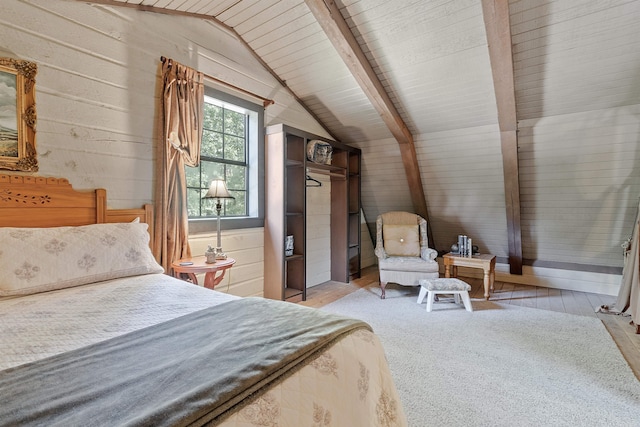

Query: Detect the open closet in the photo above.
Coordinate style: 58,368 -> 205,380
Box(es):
263,124 -> 361,302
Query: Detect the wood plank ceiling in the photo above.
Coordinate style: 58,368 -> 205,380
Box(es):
79,0 -> 640,273
82,0 -> 502,244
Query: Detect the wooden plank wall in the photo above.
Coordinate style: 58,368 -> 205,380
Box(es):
360,210 -> 376,269
416,125 -> 509,257
354,125 -> 509,259
306,172 -> 332,287
351,137 -> 414,225
518,108 -> 640,268
0,0 -> 329,297
511,0 -> 640,271
0,0 -> 328,207
355,0 -> 640,286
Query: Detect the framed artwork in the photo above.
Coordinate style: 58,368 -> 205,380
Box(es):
0,57 -> 37,171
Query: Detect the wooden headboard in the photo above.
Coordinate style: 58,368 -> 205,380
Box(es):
0,175 -> 154,248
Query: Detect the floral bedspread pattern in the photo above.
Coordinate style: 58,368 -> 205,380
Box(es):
223,328 -> 403,426
0,274 -> 406,426
0,274 -> 236,370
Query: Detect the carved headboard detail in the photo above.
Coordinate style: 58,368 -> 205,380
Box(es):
0,175 -> 154,249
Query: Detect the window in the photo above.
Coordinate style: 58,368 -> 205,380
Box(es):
186,88 -> 264,233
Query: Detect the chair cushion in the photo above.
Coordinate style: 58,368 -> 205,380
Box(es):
379,256 -> 438,273
419,278 -> 471,291
383,224 -> 420,256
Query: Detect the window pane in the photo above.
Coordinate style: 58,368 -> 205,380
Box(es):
201,161 -> 225,187
225,164 -> 246,191
226,191 -> 246,216
202,131 -> 223,159
187,188 -> 202,217
203,104 -> 223,132
224,110 -> 245,137
185,163 -> 201,188
225,135 -> 245,162
201,196 -> 218,217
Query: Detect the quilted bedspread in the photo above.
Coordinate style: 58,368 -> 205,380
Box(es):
0,274 -> 407,426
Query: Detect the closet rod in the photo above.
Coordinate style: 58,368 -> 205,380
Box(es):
161,56 -> 275,108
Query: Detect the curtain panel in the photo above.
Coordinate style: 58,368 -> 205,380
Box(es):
154,58 -> 204,272
616,199 -> 640,323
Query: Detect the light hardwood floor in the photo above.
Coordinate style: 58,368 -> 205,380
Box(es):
300,266 -> 640,381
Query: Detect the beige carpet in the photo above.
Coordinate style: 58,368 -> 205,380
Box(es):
321,285 -> 640,427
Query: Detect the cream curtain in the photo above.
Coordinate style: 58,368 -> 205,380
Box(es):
616,199 -> 640,324
154,58 -> 204,272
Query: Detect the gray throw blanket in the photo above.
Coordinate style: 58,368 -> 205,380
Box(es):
0,297 -> 370,426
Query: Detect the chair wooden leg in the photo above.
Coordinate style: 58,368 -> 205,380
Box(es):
380,282 -> 386,299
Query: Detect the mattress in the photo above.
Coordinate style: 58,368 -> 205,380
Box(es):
1,273 -> 237,370
0,274 -> 407,426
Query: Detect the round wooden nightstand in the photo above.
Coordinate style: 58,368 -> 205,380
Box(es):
171,256 -> 236,290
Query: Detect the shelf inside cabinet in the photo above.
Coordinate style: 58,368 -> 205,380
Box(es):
306,163 -> 346,179
284,287 -> 303,300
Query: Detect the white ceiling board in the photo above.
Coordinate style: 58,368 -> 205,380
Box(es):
192,0 -> 242,15
144,0 -> 177,8
179,0 -> 216,14
510,0 -> 640,120
233,0 -> 306,37
214,0 -> 265,24
98,0 -> 499,140
213,0 -> 394,142
241,8 -> 315,50
338,0 -> 497,136
264,37 -> 334,71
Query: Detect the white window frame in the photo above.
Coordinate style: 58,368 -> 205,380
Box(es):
188,88 -> 264,234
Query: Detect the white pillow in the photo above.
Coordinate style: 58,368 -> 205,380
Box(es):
0,222 -> 164,297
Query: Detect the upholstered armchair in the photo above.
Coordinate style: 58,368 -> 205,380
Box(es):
375,211 -> 439,299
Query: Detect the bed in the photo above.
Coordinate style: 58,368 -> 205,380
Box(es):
0,175 -> 407,426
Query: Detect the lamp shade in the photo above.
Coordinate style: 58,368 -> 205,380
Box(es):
203,180 -> 234,199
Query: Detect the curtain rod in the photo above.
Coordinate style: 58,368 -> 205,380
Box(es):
161,56 -> 274,108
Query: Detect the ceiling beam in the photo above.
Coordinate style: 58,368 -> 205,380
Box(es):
303,0 -> 431,237
305,0 -> 412,145
482,0 -> 523,275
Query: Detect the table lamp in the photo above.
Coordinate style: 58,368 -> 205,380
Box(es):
203,179 -> 234,261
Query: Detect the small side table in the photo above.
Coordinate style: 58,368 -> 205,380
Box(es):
443,253 -> 496,300
171,256 -> 236,290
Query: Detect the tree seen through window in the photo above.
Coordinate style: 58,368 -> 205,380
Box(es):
186,99 -> 248,218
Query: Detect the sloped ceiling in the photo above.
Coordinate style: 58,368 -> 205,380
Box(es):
82,0 -> 640,272
95,0 -> 501,140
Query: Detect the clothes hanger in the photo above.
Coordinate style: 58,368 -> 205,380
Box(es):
306,175 -> 322,187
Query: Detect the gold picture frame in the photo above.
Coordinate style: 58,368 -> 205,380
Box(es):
0,57 -> 37,172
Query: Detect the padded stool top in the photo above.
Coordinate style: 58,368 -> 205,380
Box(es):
419,278 -> 471,291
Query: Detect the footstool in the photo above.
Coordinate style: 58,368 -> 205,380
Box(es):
417,278 -> 473,312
